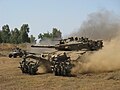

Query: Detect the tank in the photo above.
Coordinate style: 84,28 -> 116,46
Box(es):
31,37 -> 103,51
19,37 -> 103,76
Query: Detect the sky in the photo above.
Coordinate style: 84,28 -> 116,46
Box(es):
0,0 -> 120,38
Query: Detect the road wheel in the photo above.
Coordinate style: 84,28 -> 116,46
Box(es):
13,55 -> 17,58
9,54 -> 12,58
19,55 -> 23,58
19,53 -> 23,58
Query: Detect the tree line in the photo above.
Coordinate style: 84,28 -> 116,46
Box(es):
0,24 -> 35,44
0,24 -> 62,44
38,28 -> 62,41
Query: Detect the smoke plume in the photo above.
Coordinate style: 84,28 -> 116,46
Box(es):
71,10 -> 120,41
71,10 -> 120,74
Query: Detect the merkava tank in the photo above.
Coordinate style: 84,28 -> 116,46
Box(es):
31,37 -> 103,51
19,37 -> 103,76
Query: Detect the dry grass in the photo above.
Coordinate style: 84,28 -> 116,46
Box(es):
0,43 -> 28,51
0,57 -> 120,90
0,43 -> 28,57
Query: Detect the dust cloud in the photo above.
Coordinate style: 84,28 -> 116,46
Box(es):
71,10 -> 120,74
37,39 -> 59,45
38,60 -> 52,74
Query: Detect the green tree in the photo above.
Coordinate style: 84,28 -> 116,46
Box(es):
38,32 -> 52,40
38,33 -> 43,39
19,24 -> 30,43
38,28 -> 62,40
0,31 -> 2,43
30,35 -> 36,43
1,24 -> 11,43
10,28 -> 20,44
52,28 -> 62,39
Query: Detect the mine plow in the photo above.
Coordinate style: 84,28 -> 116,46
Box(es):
19,53 -> 73,76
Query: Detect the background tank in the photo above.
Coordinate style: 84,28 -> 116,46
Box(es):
31,37 -> 103,51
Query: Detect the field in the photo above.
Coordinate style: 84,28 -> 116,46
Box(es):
0,57 -> 120,90
0,44 -> 120,90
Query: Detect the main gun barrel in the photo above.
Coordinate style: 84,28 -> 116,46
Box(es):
31,45 -> 55,48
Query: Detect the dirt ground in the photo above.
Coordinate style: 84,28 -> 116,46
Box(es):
0,57 -> 120,90
0,43 -> 120,90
